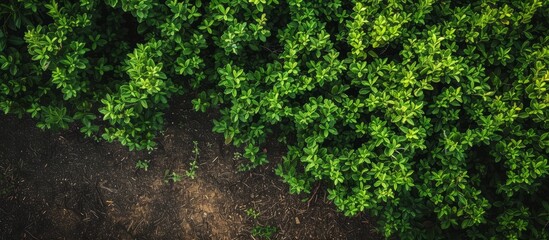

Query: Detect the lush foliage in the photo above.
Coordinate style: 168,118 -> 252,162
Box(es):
197,0 -> 549,238
0,0 -> 192,150
2,0 -> 549,239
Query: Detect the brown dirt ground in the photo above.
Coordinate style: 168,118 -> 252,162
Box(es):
0,96 -> 381,240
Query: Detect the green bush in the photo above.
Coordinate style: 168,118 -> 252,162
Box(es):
198,0 -> 549,238
1,0 -> 549,239
0,0 -> 197,150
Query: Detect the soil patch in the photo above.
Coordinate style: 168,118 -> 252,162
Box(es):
0,96 -> 380,239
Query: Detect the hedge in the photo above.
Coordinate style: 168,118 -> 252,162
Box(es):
1,0 -> 548,239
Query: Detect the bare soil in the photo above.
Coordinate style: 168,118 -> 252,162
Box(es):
0,96 -> 380,240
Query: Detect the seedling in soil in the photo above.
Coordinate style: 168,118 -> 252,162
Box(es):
191,141 -> 200,158
245,208 -> 260,219
233,152 -> 252,172
186,141 -> 199,179
251,225 -> 278,239
233,152 -> 243,161
164,170 -> 182,183
136,160 -> 150,171
244,207 -> 277,239
186,159 -> 198,179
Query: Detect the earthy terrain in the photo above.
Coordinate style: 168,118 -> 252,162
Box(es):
0,96 -> 380,239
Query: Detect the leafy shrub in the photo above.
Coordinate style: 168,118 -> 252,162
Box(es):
195,0 -> 549,239
0,0 -> 199,150
2,0 -> 549,239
